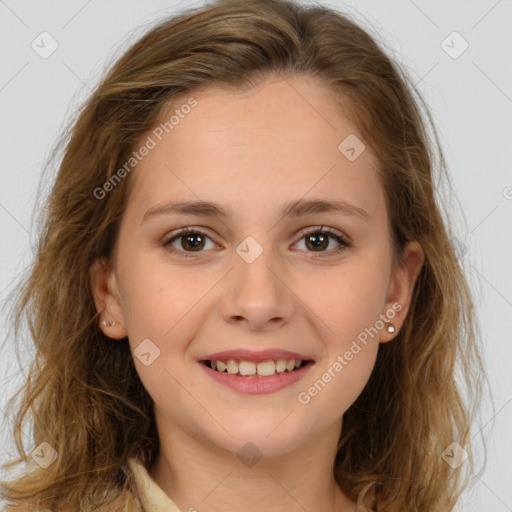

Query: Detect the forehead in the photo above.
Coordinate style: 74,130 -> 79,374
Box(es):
169,75 -> 357,140
124,76 -> 384,222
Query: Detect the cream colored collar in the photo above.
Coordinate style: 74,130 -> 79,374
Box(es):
127,457 -> 182,512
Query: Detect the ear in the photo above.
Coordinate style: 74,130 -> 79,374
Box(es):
89,256 -> 128,339
380,240 -> 424,342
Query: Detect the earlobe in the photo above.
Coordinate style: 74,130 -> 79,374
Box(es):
380,240 -> 424,342
89,257 -> 128,339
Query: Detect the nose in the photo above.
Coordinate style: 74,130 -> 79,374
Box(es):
220,246 -> 296,332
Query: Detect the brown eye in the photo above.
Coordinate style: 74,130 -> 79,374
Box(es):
178,232 -> 206,251
304,232 -> 330,251
163,228 -> 216,257
294,227 -> 350,256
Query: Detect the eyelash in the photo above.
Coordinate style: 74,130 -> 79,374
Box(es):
162,226 -> 351,259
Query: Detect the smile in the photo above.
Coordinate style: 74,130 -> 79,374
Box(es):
204,358 -> 307,377
199,359 -> 315,395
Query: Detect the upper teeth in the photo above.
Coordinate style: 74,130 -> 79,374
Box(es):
211,359 -> 302,376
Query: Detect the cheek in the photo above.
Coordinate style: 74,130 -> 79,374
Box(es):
294,258 -> 388,406
118,280 -> 167,341
301,277 -> 383,414
298,260 -> 389,341
118,268 -> 203,408
117,245 -> 201,339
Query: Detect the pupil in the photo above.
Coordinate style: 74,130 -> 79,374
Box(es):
307,234 -> 328,251
183,234 -> 204,251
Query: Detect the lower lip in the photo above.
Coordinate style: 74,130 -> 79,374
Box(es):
199,361 -> 314,395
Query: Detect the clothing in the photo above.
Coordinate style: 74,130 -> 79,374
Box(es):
127,457 -> 182,512
127,457 -> 377,512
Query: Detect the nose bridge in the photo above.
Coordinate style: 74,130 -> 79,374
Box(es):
233,234 -> 282,303
221,234 -> 295,329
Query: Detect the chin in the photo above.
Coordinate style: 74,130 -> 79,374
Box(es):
211,422 -> 310,461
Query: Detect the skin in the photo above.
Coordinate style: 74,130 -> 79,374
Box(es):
90,75 -> 424,512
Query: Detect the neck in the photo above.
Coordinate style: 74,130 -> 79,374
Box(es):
148,417 -> 357,512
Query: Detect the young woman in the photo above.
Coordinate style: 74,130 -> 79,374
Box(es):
1,0 -> 488,510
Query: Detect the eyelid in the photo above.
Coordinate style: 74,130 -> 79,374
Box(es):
296,225 -> 351,243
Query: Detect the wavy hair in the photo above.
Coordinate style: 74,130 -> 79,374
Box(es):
1,0 -> 490,510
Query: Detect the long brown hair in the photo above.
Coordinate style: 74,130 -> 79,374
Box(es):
1,0 -> 491,510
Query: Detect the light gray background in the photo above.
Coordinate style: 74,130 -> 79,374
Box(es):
0,1 -> 511,511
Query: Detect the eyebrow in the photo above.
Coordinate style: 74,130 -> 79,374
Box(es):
142,198 -> 369,224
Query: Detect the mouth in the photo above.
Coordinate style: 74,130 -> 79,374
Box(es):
198,356 -> 315,395
201,358 -> 313,378
197,349 -> 315,394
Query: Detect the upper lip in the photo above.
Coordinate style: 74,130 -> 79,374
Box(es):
199,349 -> 314,363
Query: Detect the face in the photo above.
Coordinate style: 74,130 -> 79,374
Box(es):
91,75 -> 423,459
